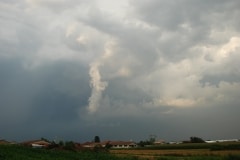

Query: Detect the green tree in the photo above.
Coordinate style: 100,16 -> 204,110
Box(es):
59,140 -> 64,146
41,137 -> 50,142
94,136 -> 100,143
190,136 -> 205,143
138,140 -> 153,147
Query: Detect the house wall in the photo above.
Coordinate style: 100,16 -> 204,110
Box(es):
112,144 -> 137,148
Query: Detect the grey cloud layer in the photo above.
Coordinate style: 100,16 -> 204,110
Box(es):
1,0 -> 240,141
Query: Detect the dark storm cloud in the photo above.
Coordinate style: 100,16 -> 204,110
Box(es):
1,0 -> 240,142
29,62 -> 90,120
0,57 -> 90,141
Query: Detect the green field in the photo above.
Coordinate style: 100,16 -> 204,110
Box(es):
0,145 -> 136,160
1,143 -> 240,160
111,142 -> 240,160
137,142 -> 240,150
111,149 -> 240,160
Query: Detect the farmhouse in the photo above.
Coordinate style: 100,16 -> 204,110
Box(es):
82,141 -> 97,148
21,139 -> 51,148
110,141 -> 137,148
154,139 -> 165,145
0,139 -> 10,145
82,141 -> 137,149
205,139 -> 239,143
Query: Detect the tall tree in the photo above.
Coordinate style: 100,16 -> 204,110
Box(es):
94,136 -> 100,143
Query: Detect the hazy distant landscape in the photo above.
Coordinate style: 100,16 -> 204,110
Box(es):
1,141 -> 240,160
1,136 -> 240,160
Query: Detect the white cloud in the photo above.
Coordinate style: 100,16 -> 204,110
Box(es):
156,98 -> 197,108
218,37 -> 240,59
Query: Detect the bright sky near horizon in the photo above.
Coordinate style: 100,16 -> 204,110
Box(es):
1,0 -> 240,142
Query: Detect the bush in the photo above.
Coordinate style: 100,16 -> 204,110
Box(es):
190,137 -> 205,143
64,141 -> 75,151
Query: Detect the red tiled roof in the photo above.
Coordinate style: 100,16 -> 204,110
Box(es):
21,140 -> 50,146
0,139 -> 10,144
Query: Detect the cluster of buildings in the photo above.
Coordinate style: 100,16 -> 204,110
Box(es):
21,139 -> 52,148
0,139 -> 137,149
82,140 -> 137,149
205,139 -> 239,143
0,139 -> 17,145
1,138 -> 240,149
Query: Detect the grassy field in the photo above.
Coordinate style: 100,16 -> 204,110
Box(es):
110,142 -> 240,160
110,149 -> 240,160
0,144 -> 137,160
1,143 -> 240,160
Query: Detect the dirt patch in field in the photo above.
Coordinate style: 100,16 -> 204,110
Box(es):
110,149 -> 240,159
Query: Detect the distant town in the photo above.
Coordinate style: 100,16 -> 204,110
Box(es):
1,136 -> 239,149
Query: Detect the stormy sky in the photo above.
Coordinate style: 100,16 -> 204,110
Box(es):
1,0 -> 240,142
